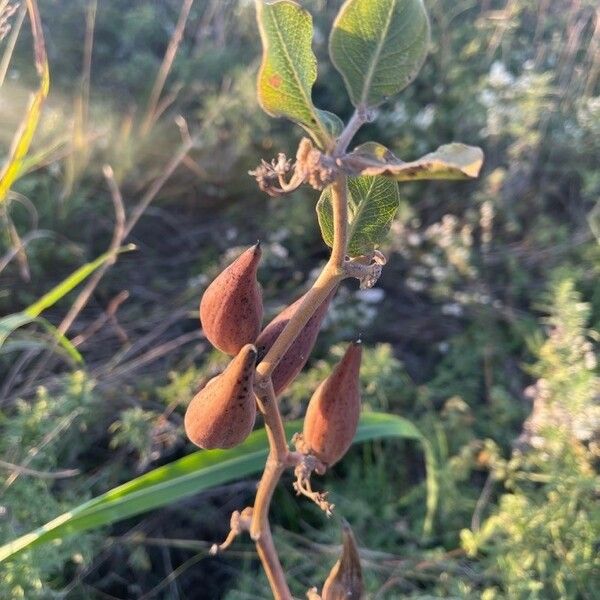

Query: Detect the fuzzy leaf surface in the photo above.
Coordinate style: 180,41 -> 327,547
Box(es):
329,0 -> 430,108
317,176 -> 400,256
256,0 -> 331,147
344,142 -> 484,181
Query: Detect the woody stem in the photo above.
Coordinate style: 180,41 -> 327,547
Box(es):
255,174 -> 348,385
251,173 -> 348,599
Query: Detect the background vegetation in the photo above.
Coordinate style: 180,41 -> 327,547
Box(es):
0,0 -> 598,598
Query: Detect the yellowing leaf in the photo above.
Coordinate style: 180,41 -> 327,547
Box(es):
343,142 -> 484,181
256,0 -> 333,148
0,0 -> 49,203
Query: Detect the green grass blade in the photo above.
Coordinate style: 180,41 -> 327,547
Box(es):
0,313 -> 35,347
0,245 -> 134,355
24,244 -> 135,318
36,317 -> 83,363
0,412 -> 437,562
0,314 -> 83,363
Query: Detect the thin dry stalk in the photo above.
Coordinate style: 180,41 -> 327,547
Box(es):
0,459 -> 79,479
56,165 -> 126,337
0,2 -> 26,86
140,0 -> 195,136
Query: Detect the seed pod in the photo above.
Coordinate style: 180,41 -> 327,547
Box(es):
200,243 -> 263,356
255,287 -> 336,397
184,344 -> 257,449
302,340 -> 362,466
322,521 -> 364,600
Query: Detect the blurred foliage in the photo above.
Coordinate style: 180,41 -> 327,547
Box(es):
0,372 -> 100,599
0,0 -> 599,598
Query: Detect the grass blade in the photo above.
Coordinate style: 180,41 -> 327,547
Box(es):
24,245 -> 135,318
0,412 -> 437,562
0,245 -> 135,356
0,0 -> 49,203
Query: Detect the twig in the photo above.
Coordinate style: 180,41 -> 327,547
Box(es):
56,165 -> 126,337
96,330 -> 202,380
0,229 -> 51,273
0,459 -> 79,479
70,290 -> 130,347
140,0 -> 195,136
122,132 -> 197,239
1,407 -> 83,491
471,473 -> 495,532
244,169 -> 350,599
253,178 -> 349,384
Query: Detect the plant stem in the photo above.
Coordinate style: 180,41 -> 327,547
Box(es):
329,176 -> 349,268
255,175 -> 349,385
335,108 -> 368,156
250,173 -> 349,599
251,380 -> 292,599
255,526 -> 292,600
255,266 -> 342,384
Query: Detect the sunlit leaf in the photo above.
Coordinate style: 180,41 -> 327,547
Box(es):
25,245 -> 135,318
0,245 -> 135,360
344,142 -> 484,181
255,0 -> 333,148
317,176 -> 400,256
329,0 -> 430,109
0,412 -> 438,562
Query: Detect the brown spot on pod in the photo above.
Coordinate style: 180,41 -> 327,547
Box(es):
200,243 -> 263,356
302,340 -> 362,467
255,287 -> 336,397
184,344 -> 257,450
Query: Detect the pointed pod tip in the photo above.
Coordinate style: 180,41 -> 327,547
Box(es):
250,240 -> 262,259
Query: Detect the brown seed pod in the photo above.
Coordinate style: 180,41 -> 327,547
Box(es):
184,344 -> 257,450
302,340 -> 362,467
255,287 -> 336,397
322,520 -> 364,600
200,243 -> 263,356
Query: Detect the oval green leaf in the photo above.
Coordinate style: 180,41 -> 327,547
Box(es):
0,412 -> 437,562
256,0 -> 332,148
329,0 -> 430,109
317,176 -> 400,257
344,142 -> 485,181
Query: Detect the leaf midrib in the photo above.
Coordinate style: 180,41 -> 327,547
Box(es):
360,0 -> 397,107
347,177 -> 378,247
269,5 -> 326,140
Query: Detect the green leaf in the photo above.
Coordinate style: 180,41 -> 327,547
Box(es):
317,176 -> 400,256
344,142 -> 484,181
0,313 -> 83,363
0,313 -> 35,348
315,109 -> 344,139
255,0 -> 332,148
24,244 -> 135,318
0,244 -> 135,361
0,412 -> 437,562
329,0 -> 430,109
